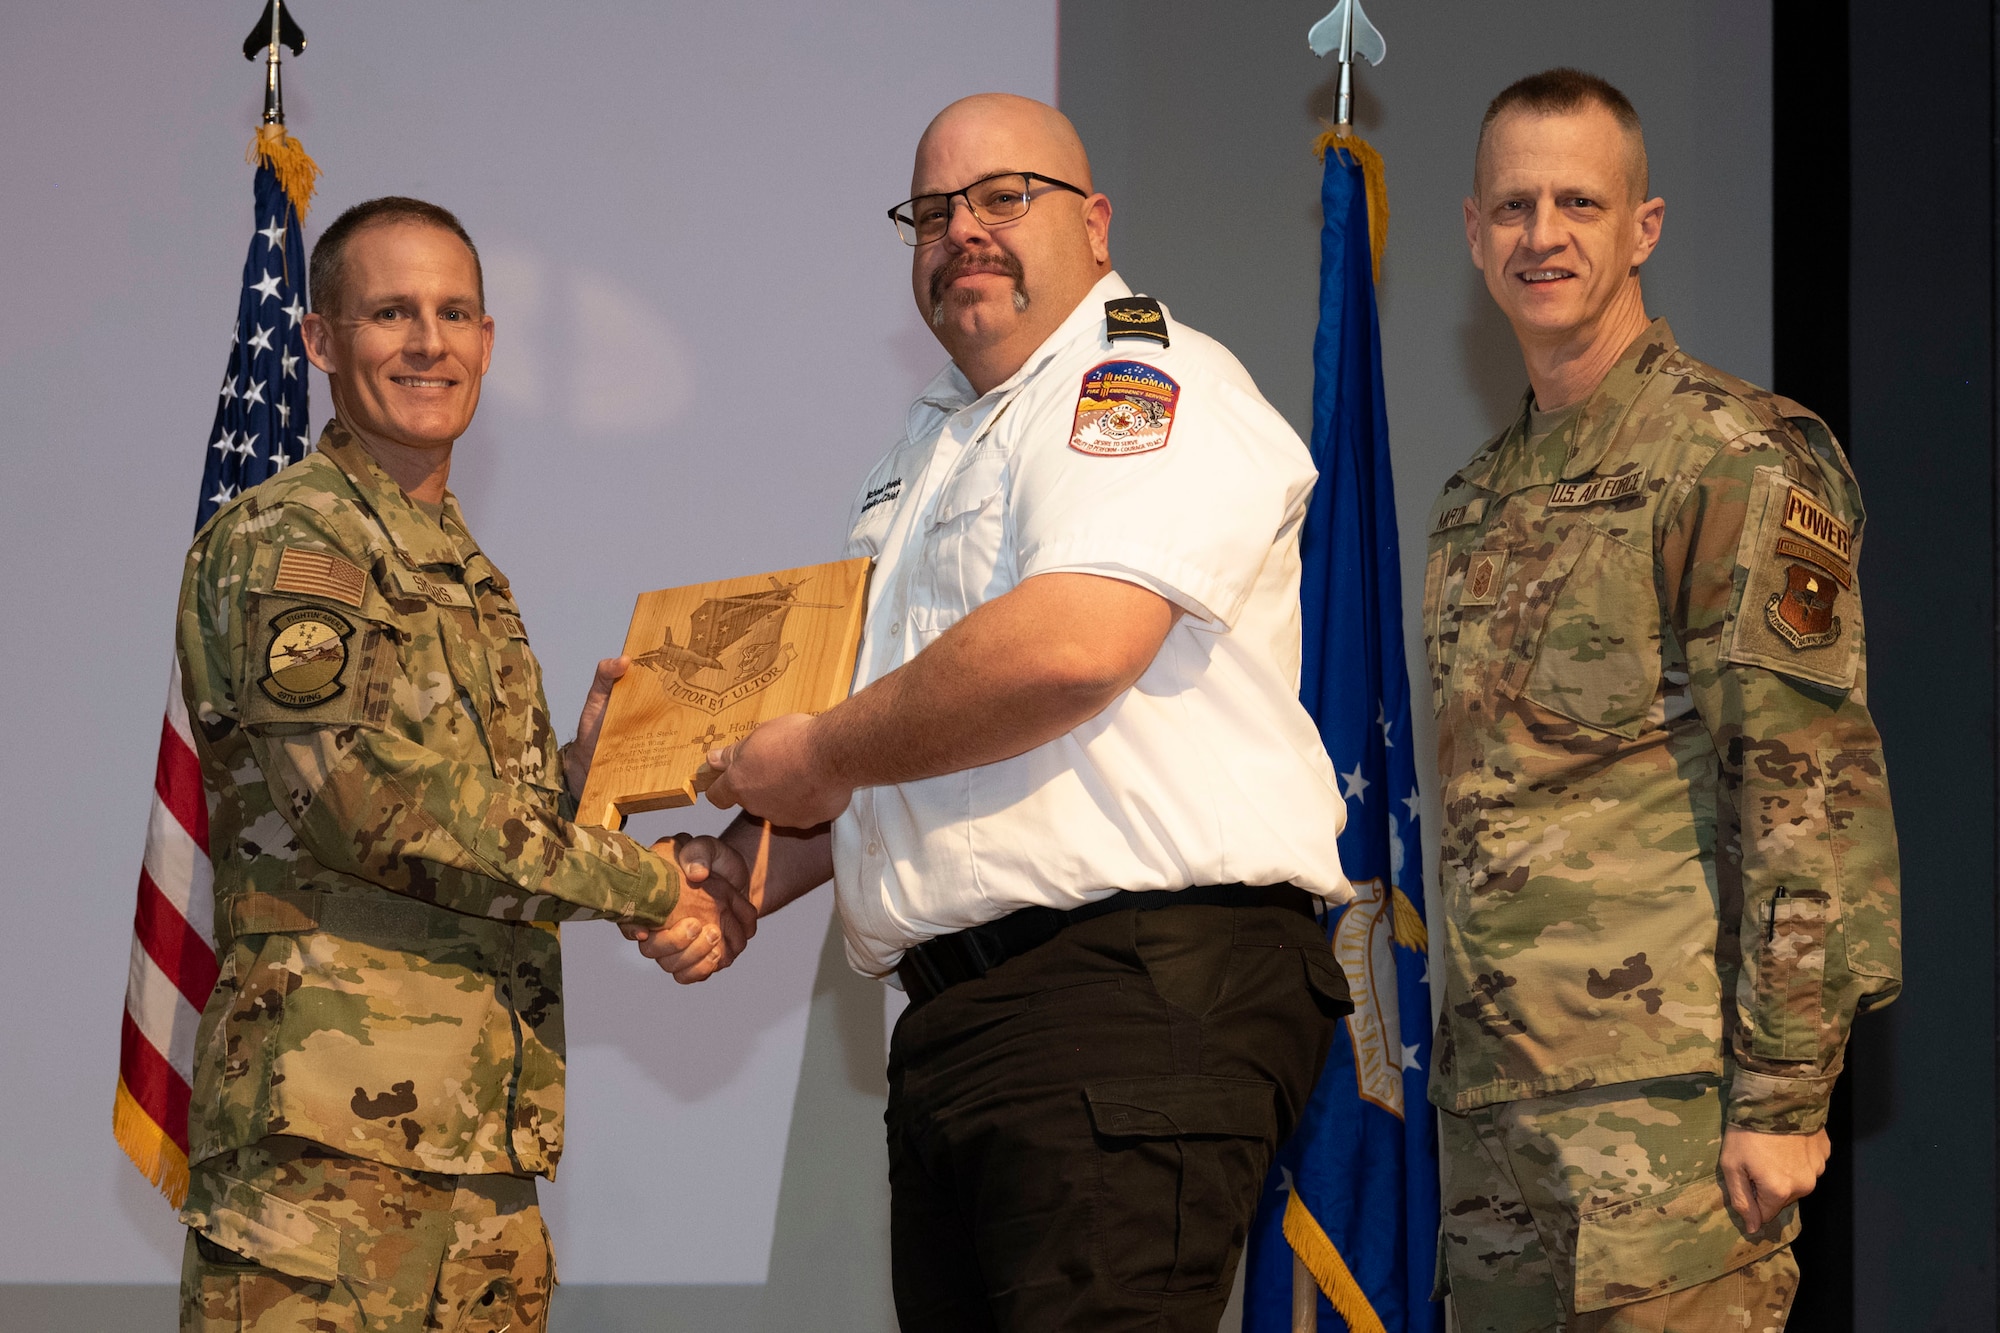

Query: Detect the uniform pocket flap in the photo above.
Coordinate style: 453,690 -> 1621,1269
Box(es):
1084,1075 -> 1276,1140
1303,946 -> 1355,1017
1571,1171 -> 1797,1312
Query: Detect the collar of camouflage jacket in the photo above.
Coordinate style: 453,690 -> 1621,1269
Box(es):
314,418 -> 493,578
1455,317 -> 1680,495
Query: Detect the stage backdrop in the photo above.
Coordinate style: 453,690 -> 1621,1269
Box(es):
0,0 -> 1053,1305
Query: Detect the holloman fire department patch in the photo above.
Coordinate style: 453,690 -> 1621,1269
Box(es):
1070,360 -> 1179,457
261,606 -> 355,708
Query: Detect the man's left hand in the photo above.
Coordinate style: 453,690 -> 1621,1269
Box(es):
564,656 -> 630,795
1719,1124 -> 1831,1233
705,713 -> 852,828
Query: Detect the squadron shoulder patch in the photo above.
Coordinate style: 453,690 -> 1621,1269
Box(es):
260,606 -> 355,708
1070,360 -> 1179,457
1722,467 -> 1861,691
1763,487 -> 1853,650
1104,296 -> 1170,346
1766,564 -> 1842,649
272,547 -> 368,608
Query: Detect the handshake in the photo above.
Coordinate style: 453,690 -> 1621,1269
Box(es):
623,832 -> 761,985
568,655 -> 853,985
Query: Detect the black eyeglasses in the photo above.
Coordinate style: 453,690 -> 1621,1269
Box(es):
887,171 -> 1088,246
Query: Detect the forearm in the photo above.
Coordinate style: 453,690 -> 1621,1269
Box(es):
259,725 -> 679,927
1704,676 -> 1898,1132
720,815 -> 832,916
814,572 -> 1174,789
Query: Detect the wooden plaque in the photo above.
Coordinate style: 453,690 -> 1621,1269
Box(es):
576,557 -> 872,829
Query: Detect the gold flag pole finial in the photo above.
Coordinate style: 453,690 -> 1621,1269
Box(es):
241,0 -> 319,216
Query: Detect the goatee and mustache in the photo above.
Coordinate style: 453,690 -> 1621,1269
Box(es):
929,250 -> 1030,326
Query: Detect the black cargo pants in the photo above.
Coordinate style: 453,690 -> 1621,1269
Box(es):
886,898 -> 1350,1332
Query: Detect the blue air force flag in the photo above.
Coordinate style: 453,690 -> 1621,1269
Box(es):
1242,139 -> 1443,1333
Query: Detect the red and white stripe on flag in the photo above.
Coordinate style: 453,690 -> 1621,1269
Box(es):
113,662 -> 217,1207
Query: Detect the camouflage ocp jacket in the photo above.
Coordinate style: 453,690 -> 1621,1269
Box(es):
175,419 -> 678,1180
1423,320 -> 1901,1134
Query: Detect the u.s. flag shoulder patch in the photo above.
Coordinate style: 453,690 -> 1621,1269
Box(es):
272,547 -> 368,608
1069,360 -> 1179,457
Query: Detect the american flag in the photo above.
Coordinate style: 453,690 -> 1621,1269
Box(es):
114,140 -> 314,1206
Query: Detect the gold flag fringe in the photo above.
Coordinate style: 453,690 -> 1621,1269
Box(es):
1391,886 -> 1429,953
248,123 -> 321,218
1314,127 -> 1388,282
1284,1190 -> 1389,1333
113,1077 -> 190,1208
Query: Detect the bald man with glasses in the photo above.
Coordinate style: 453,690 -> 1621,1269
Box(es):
639,93 -> 1355,1331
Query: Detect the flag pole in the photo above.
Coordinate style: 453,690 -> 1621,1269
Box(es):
242,0 -> 319,218
1287,11 -> 1397,1332
113,0 -> 318,1212
262,0 -> 286,125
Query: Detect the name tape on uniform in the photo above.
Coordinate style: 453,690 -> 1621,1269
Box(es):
1433,499 -> 1486,533
1546,470 -> 1646,508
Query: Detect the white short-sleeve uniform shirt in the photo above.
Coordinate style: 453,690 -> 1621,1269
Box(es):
835,272 -> 1352,976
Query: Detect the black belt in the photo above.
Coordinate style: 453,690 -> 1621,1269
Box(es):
895,883 -> 1318,1006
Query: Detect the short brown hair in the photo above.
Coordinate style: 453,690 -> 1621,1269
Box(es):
309,196 -> 484,315
1475,68 -> 1648,199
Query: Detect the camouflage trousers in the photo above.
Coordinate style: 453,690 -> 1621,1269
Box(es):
1438,1074 -> 1800,1332
179,1136 -> 553,1332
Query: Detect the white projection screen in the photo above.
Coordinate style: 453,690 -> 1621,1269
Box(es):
0,0 -> 1054,1292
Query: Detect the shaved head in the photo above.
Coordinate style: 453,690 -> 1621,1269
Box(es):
913,93 -> 1094,194
904,93 -> 1113,394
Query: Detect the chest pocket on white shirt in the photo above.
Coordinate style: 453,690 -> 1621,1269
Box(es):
912,447 -> 1013,633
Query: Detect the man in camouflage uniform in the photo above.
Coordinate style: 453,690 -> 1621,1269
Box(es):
1425,70 -> 1901,1331
175,197 -> 754,1331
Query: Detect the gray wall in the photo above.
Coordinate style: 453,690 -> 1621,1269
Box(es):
0,0 -> 1052,1324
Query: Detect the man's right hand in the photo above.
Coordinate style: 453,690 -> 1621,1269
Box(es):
621,835 -> 760,983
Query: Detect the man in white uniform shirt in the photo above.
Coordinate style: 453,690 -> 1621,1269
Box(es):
637,93 -> 1353,1331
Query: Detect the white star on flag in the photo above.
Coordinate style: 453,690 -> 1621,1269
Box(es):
241,379 -> 267,408
1378,702 -> 1393,748
218,377 -> 239,402
1403,788 -> 1422,820
251,270 -> 283,302
1400,1042 -> 1423,1071
281,350 -> 300,379
269,444 -> 286,468
211,429 -> 235,454
258,219 -> 287,250
209,482 -> 238,506
275,401 -> 290,425
234,431 -> 259,459
247,325 -> 275,354
1341,764 -> 1370,803
283,296 -> 306,328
